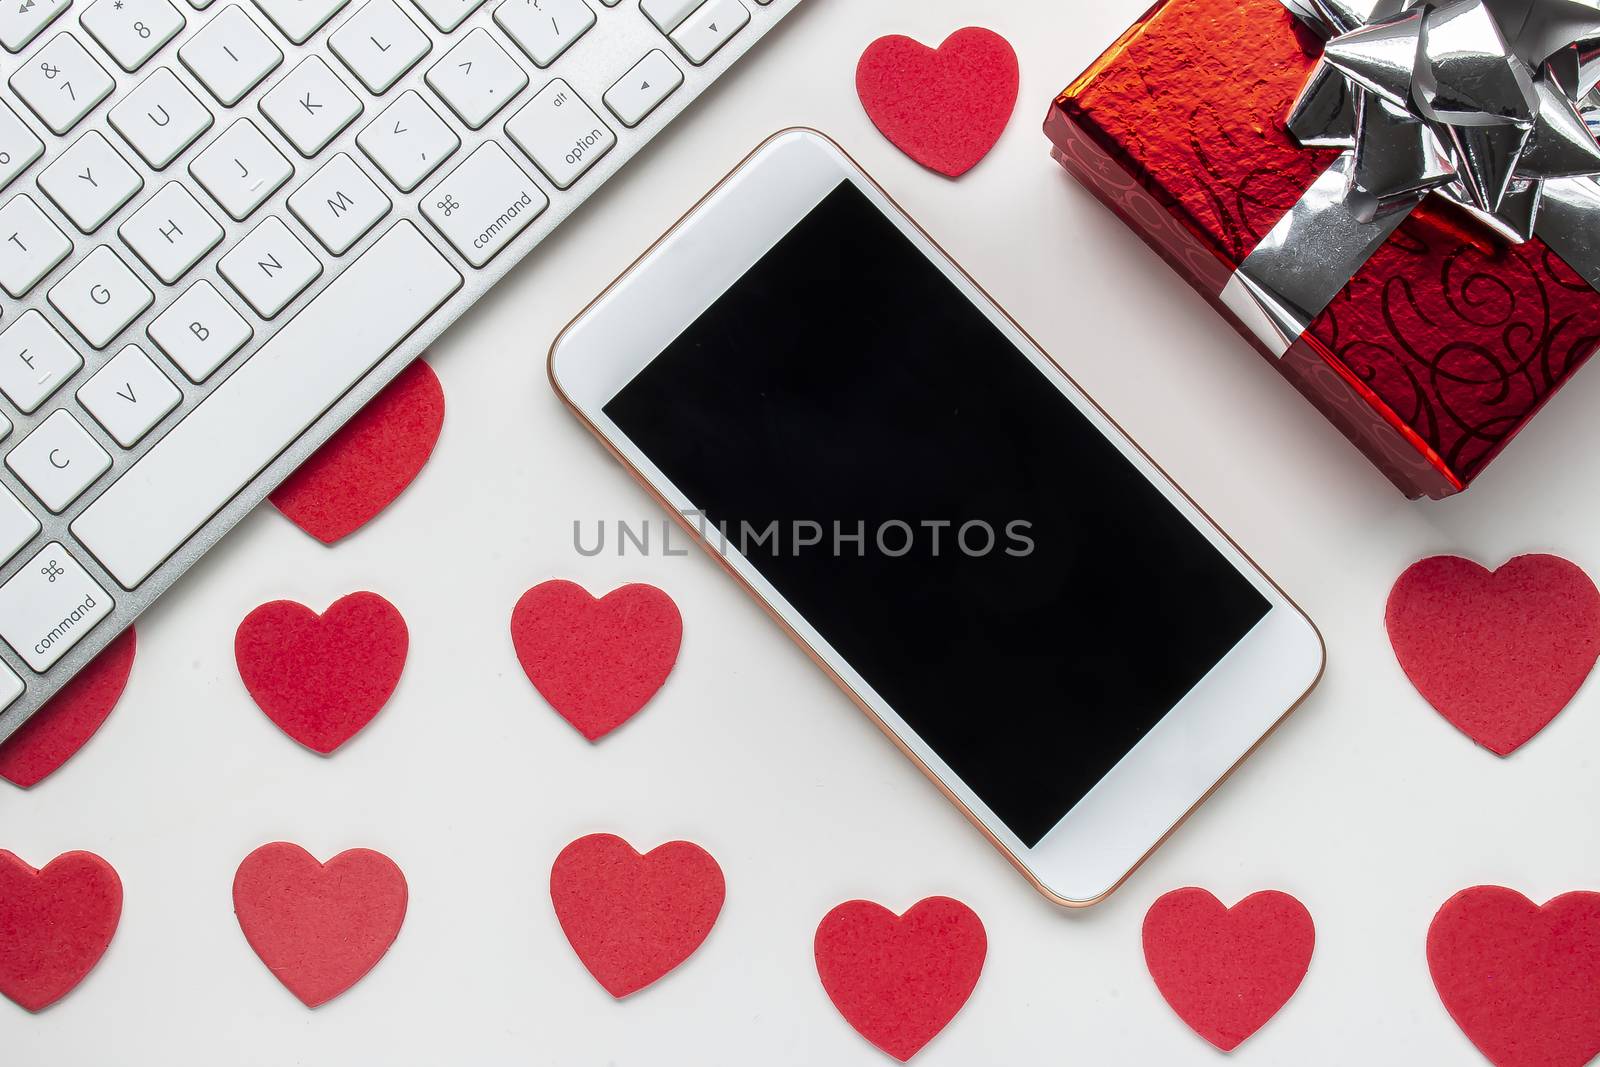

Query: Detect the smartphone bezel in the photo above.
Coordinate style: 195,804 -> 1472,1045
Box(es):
549,129 -> 1325,906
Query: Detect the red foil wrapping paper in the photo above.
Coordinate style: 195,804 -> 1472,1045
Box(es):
1046,0 -> 1600,498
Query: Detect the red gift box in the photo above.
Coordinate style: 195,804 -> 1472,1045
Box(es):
1046,0 -> 1600,498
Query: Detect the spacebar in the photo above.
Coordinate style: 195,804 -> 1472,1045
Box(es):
74,222 -> 462,588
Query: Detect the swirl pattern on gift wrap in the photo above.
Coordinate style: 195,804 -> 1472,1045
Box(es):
1311,221 -> 1600,477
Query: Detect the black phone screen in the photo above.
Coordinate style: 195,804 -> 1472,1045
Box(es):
603,181 -> 1269,846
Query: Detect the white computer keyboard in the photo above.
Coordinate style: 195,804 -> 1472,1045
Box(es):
0,0 -> 801,738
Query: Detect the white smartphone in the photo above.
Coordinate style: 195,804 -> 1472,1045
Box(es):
550,130 -> 1324,906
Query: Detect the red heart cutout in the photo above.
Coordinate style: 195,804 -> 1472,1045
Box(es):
0,627 -> 135,788
549,833 -> 725,998
235,592 -> 408,754
510,580 -> 681,741
1386,554 -> 1600,755
1428,886 -> 1600,1067
1142,888 -> 1315,1051
0,850 -> 122,1012
814,896 -> 986,1061
856,27 -> 1019,178
269,359 -> 445,544
233,842 -> 408,1008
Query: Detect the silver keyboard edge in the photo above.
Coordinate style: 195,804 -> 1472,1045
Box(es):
0,0 -> 804,742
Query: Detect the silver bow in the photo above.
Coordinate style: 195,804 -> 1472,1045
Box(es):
1221,0 -> 1600,355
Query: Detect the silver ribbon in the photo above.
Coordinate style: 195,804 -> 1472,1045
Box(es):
1222,0 -> 1600,356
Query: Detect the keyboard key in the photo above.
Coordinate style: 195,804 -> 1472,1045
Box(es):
77,342 -> 181,446
426,27 -> 525,130
74,221 -> 461,588
0,485 -> 40,569
0,662 -> 20,708
505,78 -> 613,189
287,151 -> 389,254
0,194 -> 72,296
119,180 -> 224,282
7,411 -> 111,512
494,0 -> 592,68
37,130 -> 143,232
260,55 -> 362,158
603,48 -> 680,128
0,309 -> 82,411
357,89 -> 456,192
189,117 -> 292,220
421,140 -> 545,266
218,214 -> 321,317
638,0 -> 696,33
328,0 -> 428,94
10,33 -> 116,134
0,0 -> 70,53
47,244 -> 152,348
251,0 -> 346,44
669,0 -> 745,64
0,102 -> 45,193
147,278 -> 250,379
80,0 -> 185,71
0,542 -> 112,670
107,66 -> 213,169
408,0 -> 483,33
179,5 -> 281,106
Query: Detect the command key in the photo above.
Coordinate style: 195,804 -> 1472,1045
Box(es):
0,542 -> 113,672
422,141 -> 550,268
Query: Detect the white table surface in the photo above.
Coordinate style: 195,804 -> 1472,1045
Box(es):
12,0 -> 1600,1063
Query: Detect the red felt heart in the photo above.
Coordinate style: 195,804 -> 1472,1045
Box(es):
855,27 -> 1019,178
1428,886 -> 1600,1067
1142,888 -> 1315,1051
1386,554 -> 1600,755
269,359 -> 444,544
814,896 -> 986,1061
0,850 -> 122,1012
235,592 -> 408,754
549,833 -> 724,998
0,627 -> 135,788
510,580 -> 681,741
233,842 -> 408,1008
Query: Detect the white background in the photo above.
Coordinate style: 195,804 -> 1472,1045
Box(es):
9,0 -> 1600,1063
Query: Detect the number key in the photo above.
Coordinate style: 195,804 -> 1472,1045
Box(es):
9,32 -> 116,134
81,0 -> 185,72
